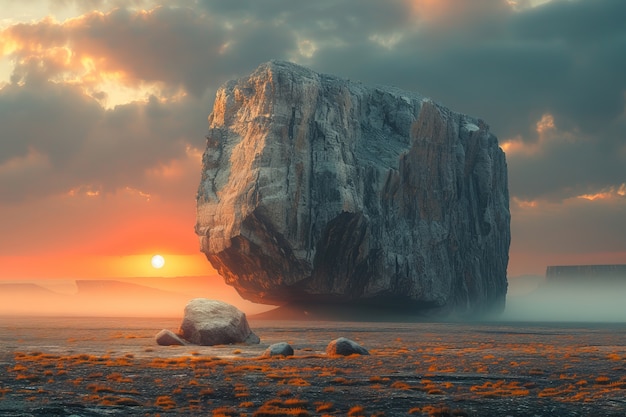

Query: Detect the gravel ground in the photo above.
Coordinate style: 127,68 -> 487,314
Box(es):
1,317 -> 625,416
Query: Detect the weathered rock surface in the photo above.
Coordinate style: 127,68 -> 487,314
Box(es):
263,342 -> 294,357
179,298 -> 260,346
196,60 -> 510,316
155,329 -> 187,346
326,337 -> 369,356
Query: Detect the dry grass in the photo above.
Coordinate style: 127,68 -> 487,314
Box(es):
212,406 -> 238,416
154,395 -> 176,409
390,381 -> 412,390
347,405 -> 366,416
287,377 -> 310,386
315,401 -> 334,412
469,380 -> 530,398
252,397 -> 310,416
2,322 -> 626,417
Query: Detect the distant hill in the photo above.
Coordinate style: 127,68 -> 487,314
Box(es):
0,276 -> 272,317
0,283 -> 62,295
546,264 -> 626,284
0,283 -> 70,316
113,275 -> 233,298
76,279 -> 190,298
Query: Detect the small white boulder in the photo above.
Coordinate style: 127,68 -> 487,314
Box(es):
179,298 -> 260,346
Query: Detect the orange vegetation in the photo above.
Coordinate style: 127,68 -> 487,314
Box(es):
3,322 -> 626,416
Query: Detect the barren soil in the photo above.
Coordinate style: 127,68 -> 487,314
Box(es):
1,317 -> 625,416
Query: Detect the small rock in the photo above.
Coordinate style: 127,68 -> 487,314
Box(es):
155,329 -> 187,346
179,298 -> 260,346
326,337 -> 369,356
245,332 -> 261,344
263,342 -> 294,357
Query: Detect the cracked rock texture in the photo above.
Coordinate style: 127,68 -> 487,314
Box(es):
196,60 -> 510,316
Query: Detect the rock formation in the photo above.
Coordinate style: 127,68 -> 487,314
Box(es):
546,264 -> 626,284
196,60 -> 510,316
179,299 -> 260,345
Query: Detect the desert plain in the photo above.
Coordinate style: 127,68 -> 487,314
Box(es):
1,316 -> 625,416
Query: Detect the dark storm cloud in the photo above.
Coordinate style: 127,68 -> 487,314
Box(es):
512,0 -> 626,43
507,132 -> 625,201
509,0 -> 626,129
0,82 -> 100,166
0,80 -> 205,202
200,0 -> 412,34
67,7 -> 229,94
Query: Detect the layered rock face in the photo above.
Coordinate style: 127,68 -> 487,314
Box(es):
196,60 -> 510,316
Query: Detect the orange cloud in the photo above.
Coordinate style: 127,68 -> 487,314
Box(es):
146,145 -> 202,181
577,183 -> 626,201
405,0 -> 513,25
1,8 -> 201,107
500,112 -> 577,156
66,185 -> 101,198
511,196 -> 538,209
535,113 -> 555,135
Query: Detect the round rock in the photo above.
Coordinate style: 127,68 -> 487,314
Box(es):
263,342 -> 294,357
155,329 -> 187,346
326,337 -> 369,356
179,298 -> 260,346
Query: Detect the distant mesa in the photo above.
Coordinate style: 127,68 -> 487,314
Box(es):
196,60 -> 510,317
0,276 -> 256,318
0,283 -> 61,295
546,264 -> 626,284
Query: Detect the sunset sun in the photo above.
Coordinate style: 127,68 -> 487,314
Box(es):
151,254 -> 165,269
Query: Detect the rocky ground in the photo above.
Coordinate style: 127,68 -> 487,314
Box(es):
1,318 -> 625,416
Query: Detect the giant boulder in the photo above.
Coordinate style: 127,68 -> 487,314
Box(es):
196,60 -> 510,316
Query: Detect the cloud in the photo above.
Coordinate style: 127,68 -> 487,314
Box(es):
0,79 -> 206,202
502,111 -> 626,201
2,7 -> 228,95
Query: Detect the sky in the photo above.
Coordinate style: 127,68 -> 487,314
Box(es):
0,0 -> 625,283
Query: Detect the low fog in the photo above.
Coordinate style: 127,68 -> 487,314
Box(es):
502,275 -> 626,322
0,277 -> 273,318
2,276 -> 625,322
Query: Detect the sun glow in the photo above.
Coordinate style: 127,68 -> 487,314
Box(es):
151,254 -> 165,269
